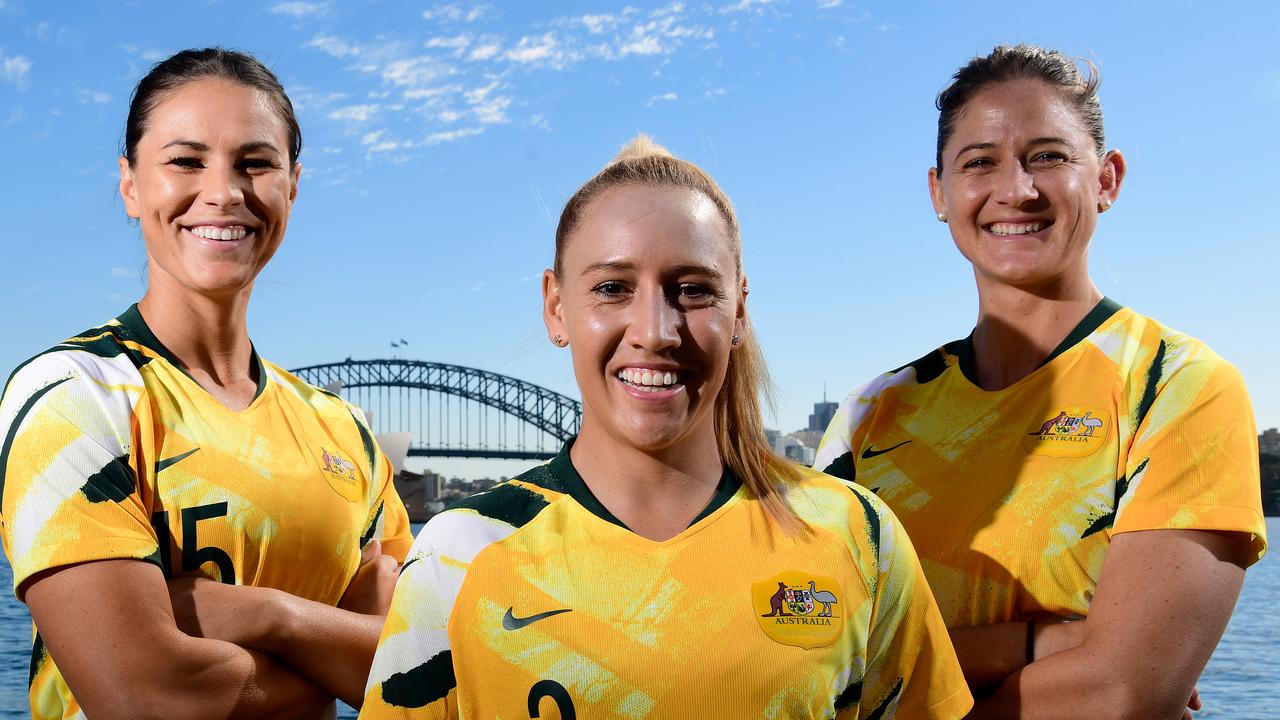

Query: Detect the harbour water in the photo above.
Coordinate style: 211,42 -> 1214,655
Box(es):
1,518 -> 1276,717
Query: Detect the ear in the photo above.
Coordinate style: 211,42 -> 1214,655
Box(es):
1098,150 -> 1126,209
732,275 -> 748,347
542,269 -> 566,346
289,162 -> 302,204
928,166 -> 946,218
118,156 -> 140,219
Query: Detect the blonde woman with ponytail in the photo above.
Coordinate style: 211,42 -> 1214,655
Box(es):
359,137 -> 970,720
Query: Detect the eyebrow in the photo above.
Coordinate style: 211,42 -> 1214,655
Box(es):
953,136 -> 1077,163
580,260 -> 726,277
582,260 -> 638,274
1029,136 -> 1076,150
952,142 -> 994,163
160,139 -> 282,155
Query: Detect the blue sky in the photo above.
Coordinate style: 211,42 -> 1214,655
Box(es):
2,0 -> 1278,478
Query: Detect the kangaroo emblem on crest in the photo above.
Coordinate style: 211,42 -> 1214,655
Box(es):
761,582 -> 791,617
1032,411 -> 1068,436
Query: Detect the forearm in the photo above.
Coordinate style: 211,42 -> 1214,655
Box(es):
27,561 -> 333,720
950,622 -> 1029,693
257,589 -> 381,707
952,620 -> 1083,694
167,639 -> 334,720
969,643 -> 1190,720
170,569 -> 392,708
967,530 -> 1248,720
52,624 -> 330,720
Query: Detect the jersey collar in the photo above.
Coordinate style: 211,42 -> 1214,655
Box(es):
116,304 -> 269,403
544,438 -> 743,533
952,296 -> 1124,387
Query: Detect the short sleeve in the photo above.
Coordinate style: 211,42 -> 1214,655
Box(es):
369,450 -> 413,563
814,375 -> 887,481
361,512 -> 476,720
0,353 -> 158,598
344,404 -> 413,563
850,496 -> 972,720
1113,354 -> 1267,564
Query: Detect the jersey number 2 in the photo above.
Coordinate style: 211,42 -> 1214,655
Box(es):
151,502 -> 237,584
528,680 -> 575,719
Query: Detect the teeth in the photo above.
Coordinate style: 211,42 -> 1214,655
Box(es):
189,225 -> 248,240
616,368 -> 679,390
988,222 -> 1045,236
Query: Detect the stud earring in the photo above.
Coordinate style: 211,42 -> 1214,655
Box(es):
937,212 -> 948,222
731,335 -> 741,347
1099,200 -> 1112,213
553,334 -> 566,347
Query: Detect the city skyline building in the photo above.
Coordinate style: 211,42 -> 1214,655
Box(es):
809,398 -> 838,434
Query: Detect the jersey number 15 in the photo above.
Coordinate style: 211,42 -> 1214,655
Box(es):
150,501 -> 237,584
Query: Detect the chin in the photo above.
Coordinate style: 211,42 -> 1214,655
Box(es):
189,258 -> 261,283
182,273 -> 257,297
614,417 -> 697,453
975,257 -> 1058,286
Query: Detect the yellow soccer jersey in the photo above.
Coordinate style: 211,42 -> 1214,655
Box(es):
0,305 -> 412,720
813,299 -> 1267,628
360,443 -> 971,720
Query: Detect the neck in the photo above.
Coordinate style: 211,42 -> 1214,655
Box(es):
570,420 -> 723,541
970,272 -> 1102,391
137,277 -> 259,410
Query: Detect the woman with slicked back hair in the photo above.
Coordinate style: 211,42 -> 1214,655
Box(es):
815,44 -> 1267,718
0,48 -> 412,719
359,136 -> 971,719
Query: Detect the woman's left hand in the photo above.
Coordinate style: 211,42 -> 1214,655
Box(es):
1181,687 -> 1203,719
339,539 -> 400,616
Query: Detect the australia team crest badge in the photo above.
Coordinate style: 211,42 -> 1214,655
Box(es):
1023,406 -> 1110,458
314,446 -> 363,502
751,571 -> 844,648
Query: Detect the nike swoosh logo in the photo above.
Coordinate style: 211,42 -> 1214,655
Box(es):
155,448 -> 200,474
503,607 -> 572,631
861,441 -> 911,460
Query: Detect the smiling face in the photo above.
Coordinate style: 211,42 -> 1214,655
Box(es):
543,184 -> 745,454
929,78 -> 1124,292
119,77 -> 300,301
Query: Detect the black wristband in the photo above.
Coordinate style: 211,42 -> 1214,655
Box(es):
1025,620 -> 1036,665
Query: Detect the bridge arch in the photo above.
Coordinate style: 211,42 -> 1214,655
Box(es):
290,359 -> 581,460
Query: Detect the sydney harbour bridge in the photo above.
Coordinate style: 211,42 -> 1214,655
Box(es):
290,359 -> 581,461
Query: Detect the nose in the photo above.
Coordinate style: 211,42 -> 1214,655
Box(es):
200,160 -> 246,209
626,285 -> 682,353
993,161 -> 1039,206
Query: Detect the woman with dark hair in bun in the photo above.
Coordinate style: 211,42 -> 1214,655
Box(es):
815,44 -> 1267,718
0,48 -> 411,718
359,136 -> 970,720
